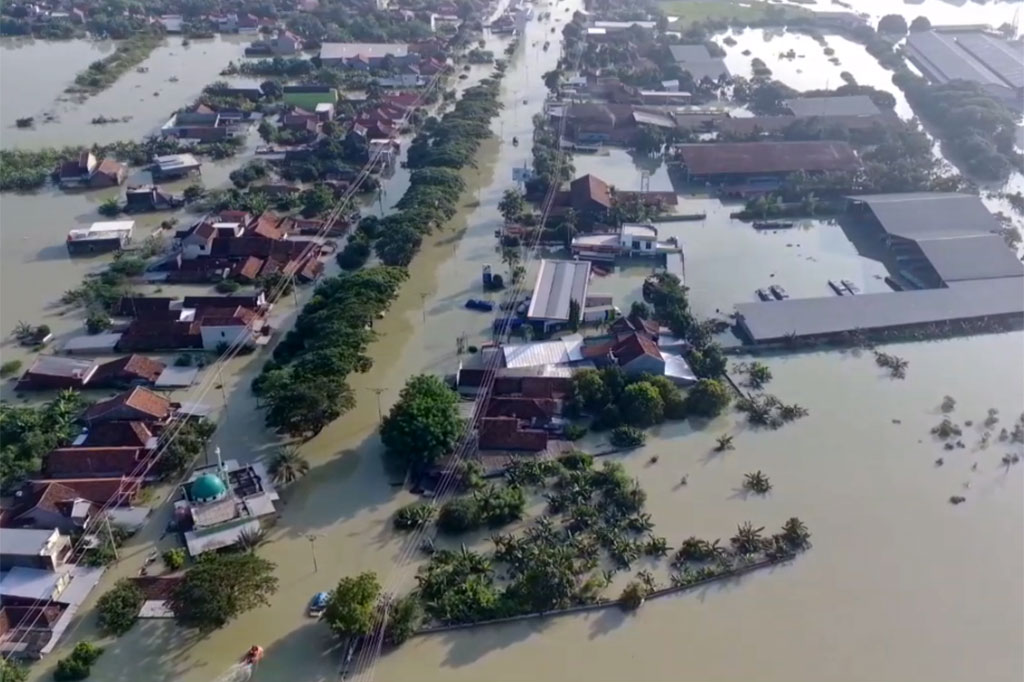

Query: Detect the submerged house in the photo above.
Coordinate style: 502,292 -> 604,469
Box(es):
55,152 -> 126,188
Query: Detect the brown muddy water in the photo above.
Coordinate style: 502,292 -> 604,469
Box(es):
4,3 -> 1023,682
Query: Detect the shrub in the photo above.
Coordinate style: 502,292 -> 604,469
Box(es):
437,497 -> 479,534
162,548 -> 186,571
618,382 -> 664,427
619,581 -> 647,610
97,198 -> 120,217
53,642 -> 104,681
337,239 -> 371,270
685,379 -> 732,418
564,423 -> 587,441
593,404 -> 622,431
393,502 -> 436,530
173,353 -> 193,367
215,279 -> 240,294
558,450 -> 593,470
610,426 -> 646,448
0,360 -> 22,378
85,310 -> 112,335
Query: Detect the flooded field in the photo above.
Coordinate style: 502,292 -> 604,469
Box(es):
1,35 -> 257,148
4,1 -> 1023,681
797,0 -> 1020,28
719,28 -> 914,118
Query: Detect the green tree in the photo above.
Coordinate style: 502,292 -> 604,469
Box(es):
323,572 -> 380,639
169,553 -> 279,632
96,579 -> 144,636
53,642 -> 103,682
300,184 -> 335,218
267,444 -> 310,486
162,548 -> 186,570
877,14 -> 908,35
568,298 -> 581,332
259,79 -> 283,99
380,374 -> 462,473
265,376 -> 356,438
384,593 -> 424,646
182,183 -> 205,203
618,382 -> 664,427
498,188 -> 525,224
572,368 -> 610,413
0,660 -> 27,682
685,378 -> 732,418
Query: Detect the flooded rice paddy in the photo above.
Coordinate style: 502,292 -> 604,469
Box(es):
2,1 -> 1022,681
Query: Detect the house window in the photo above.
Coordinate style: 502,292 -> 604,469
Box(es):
645,241 -> 652,249
221,331 -> 226,337
632,240 -> 641,250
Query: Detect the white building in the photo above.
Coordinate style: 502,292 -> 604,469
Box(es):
526,259 -> 592,332
620,223 -> 658,255
0,529 -> 71,571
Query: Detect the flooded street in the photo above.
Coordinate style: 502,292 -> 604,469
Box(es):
4,1 -> 1023,681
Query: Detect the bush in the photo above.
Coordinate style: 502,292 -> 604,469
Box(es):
96,579 -> 144,636
393,502 -> 436,530
97,197 -> 120,217
162,548 -> 186,571
558,450 -> 593,470
0,359 -> 22,378
437,496 -> 479,534
685,379 -> 732,418
619,581 -> 647,610
173,353 -> 193,367
610,426 -> 646,448
85,310 -> 112,335
215,279 -> 240,294
593,404 -> 622,431
564,423 -> 587,441
53,642 -> 104,681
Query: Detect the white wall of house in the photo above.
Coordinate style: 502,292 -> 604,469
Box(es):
620,234 -> 657,255
200,325 -> 255,351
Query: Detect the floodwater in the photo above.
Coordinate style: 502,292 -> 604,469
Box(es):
718,28 -> 914,118
8,2 -> 1024,682
2,34 -> 259,148
798,0 -> 1021,30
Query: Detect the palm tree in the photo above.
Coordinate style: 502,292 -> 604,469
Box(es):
561,208 -> 578,249
743,470 -> 772,494
714,435 -> 734,452
268,444 -> 310,487
237,527 -> 266,553
730,522 -> 765,556
780,517 -> 810,549
13,320 -> 33,341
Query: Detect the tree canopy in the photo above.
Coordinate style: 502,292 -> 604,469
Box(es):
685,379 -> 732,418
380,374 -> 463,473
96,579 -> 144,636
169,553 -> 279,632
323,572 -> 380,639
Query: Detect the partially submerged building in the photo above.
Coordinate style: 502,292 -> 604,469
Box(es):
905,29 -> 1024,109
672,141 -> 861,185
735,193 -> 1024,344
66,220 -> 134,255
174,457 -> 279,557
526,259 -> 593,333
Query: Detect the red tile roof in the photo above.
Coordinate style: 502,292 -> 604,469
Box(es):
28,477 -> 142,505
81,387 -> 172,423
130,576 -> 183,600
92,354 -> 166,385
199,305 -> 258,327
235,256 -> 265,281
13,482 -> 81,518
218,210 -> 250,223
44,447 -> 149,478
478,417 -> 548,451
612,332 -> 662,366
94,158 -> 125,178
117,320 -> 201,351
570,174 -> 612,210
80,421 -> 154,448
487,397 -> 561,420
0,604 -> 66,632
248,213 -> 285,240
190,222 -> 217,241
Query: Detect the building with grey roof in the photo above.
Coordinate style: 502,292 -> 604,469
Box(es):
527,259 -> 592,330
668,44 -> 730,83
318,42 -> 414,68
905,30 -> 1024,109
735,193 -> 1024,344
784,95 -> 881,118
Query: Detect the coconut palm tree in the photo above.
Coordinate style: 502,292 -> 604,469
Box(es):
714,434 -> 734,452
730,522 -> 765,556
780,517 -> 810,549
268,444 -> 310,487
743,470 -> 772,494
237,527 -> 266,553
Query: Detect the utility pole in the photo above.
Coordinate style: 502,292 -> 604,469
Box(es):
306,533 -> 319,573
368,387 -> 386,424
104,516 -> 119,562
419,292 -> 429,322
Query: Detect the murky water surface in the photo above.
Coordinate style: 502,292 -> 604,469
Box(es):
2,2 -> 1022,681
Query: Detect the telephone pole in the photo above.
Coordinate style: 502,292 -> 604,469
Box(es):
368,387 -> 386,423
306,533 -> 319,573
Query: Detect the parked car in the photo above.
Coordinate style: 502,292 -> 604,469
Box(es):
308,592 -> 329,618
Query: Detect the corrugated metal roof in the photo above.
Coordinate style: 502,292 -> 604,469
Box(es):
677,141 -> 860,176
527,260 -> 592,321
916,235 -> 1024,282
736,277 -> 1024,342
848,192 -> 1001,240
503,334 -> 584,369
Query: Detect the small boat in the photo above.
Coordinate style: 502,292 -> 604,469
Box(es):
756,288 -> 772,301
841,279 -> 859,295
828,280 -> 846,296
769,285 -> 789,300
244,645 -> 264,664
465,298 -> 494,311
308,592 -> 329,618
512,136 -> 519,146
752,221 -> 795,230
